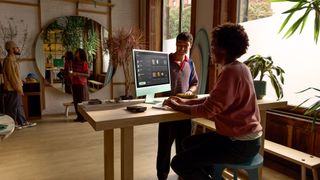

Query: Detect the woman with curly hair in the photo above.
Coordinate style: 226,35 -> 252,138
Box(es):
163,23 -> 262,180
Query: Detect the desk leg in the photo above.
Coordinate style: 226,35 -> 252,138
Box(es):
121,126 -> 134,180
104,130 -> 114,180
259,110 -> 266,180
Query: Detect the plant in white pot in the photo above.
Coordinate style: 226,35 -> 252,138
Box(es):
243,54 -> 285,100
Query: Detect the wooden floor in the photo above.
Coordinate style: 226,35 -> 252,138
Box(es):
0,114 -> 294,180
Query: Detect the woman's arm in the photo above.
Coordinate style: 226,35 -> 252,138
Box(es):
169,96 -> 206,105
72,71 -> 89,77
163,97 -> 192,114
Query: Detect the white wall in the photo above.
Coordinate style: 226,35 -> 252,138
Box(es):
0,0 -> 139,115
195,0 -> 213,38
240,2 -> 320,106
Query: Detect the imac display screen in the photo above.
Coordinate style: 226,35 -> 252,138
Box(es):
132,49 -> 171,102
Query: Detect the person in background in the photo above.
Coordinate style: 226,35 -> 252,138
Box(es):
3,41 -> 37,129
70,48 -> 89,123
62,51 -> 73,94
163,23 -> 262,180
156,32 -> 199,180
0,48 -> 4,113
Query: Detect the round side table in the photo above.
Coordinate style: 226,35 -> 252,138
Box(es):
0,114 -> 15,141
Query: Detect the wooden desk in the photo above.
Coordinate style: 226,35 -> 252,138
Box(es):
79,98 -> 287,180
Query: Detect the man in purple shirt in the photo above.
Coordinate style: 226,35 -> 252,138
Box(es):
156,32 -> 199,180
164,23 -> 262,180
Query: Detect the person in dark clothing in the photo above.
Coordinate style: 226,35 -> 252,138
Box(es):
62,51 -> 73,94
2,41 -> 37,129
70,48 -> 89,122
156,32 -> 199,180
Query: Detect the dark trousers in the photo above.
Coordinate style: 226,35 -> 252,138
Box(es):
171,132 -> 261,180
0,93 -> 4,114
156,119 -> 192,180
72,84 -> 89,120
4,91 -> 26,126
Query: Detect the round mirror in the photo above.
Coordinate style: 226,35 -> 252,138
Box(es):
35,16 -> 115,94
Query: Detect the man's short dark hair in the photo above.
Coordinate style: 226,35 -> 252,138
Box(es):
211,23 -> 249,60
176,32 -> 193,44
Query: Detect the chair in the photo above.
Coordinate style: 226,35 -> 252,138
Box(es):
214,153 -> 263,180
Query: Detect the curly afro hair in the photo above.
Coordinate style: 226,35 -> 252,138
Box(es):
211,23 -> 249,61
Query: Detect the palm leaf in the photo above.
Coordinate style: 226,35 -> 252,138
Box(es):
314,8 -> 320,43
278,1 -> 304,33
296,87 -> 320,93
283,10 -> 310,39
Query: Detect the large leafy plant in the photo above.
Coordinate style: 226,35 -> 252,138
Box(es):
273,0 -> 320,125
107,28 -> 145,97
243,54 -> 285,100
272,0 -> 320,44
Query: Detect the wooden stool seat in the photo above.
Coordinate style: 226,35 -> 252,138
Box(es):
214,153 -> 264,180
62,102 -> 73,118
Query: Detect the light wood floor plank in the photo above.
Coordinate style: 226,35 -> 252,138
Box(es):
0,114 -> 294,180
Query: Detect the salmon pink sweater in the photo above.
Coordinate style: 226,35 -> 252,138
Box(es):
191,61 -> 262,137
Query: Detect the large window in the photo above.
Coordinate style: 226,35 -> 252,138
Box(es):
238,0 -> 320,107
162,0 -> 192,53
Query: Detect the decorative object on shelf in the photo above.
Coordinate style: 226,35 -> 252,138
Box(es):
0,17 -> 28,59
107,28 -> 145,97
272,0 -> 320,44
243,54 -> 285,100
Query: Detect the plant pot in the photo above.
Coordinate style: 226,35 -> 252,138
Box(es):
254,80 -> 266,100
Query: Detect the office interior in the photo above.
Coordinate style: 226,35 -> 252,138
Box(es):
0,0 -> 319,179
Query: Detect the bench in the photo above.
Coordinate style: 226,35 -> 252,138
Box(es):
88,80 -> 104,92
62,102 -> 73,118
192,118 -> 320,180
264,140 -> 320,180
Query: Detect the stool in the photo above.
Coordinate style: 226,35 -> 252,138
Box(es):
214,153 -> 263,180
63,102 -> 73,118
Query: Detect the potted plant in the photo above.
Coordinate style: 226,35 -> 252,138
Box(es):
243,54 -> 285,100
272,0 -> 320,124
107,28 -> 145,98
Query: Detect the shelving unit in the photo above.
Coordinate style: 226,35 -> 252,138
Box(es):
22,82 -> 41,120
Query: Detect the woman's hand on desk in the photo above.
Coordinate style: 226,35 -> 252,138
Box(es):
168,96 -> 187,105
163,96 -> 191,114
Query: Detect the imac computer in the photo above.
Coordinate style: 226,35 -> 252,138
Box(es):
132,49 -> 171,104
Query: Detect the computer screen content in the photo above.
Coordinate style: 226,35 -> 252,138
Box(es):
132,49 -> 171,104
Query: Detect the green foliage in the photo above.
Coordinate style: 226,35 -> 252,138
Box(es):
295,87 -> 320,128
272,0 -> 320,44
61,16 -> 85,52
41,16 -> 100,63
243,54 -> 285,100
168,6 -> 191,39
84,29 -> 100,66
